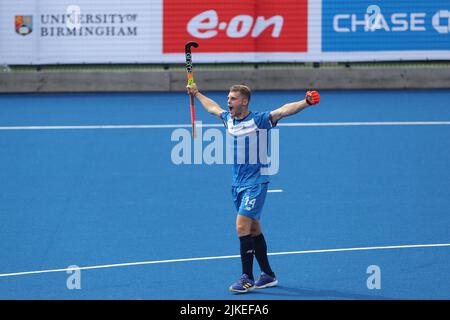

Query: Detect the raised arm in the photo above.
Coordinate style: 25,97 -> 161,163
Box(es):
269,90 -> 320,125
186,84 -> 225,118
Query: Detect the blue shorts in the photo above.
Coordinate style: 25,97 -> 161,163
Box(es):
232,183 -> 269,220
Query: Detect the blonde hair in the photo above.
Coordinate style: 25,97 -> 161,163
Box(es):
229,84 -> 251,105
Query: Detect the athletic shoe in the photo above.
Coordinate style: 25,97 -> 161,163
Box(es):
255,272 -> 278,289
229,274 -> 255,293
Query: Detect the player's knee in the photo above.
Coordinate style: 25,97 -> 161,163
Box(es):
236,224 -> 250,236
236,221 -> 251,236
236,214 -> 253,236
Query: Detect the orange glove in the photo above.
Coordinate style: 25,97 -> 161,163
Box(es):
305,90 -> 320,106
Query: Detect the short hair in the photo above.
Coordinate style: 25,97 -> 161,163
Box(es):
229,84 -> 251,105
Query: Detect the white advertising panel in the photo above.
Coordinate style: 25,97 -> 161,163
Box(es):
1,0 -> 449,64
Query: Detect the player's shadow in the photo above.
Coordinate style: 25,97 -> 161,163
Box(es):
251,285 -> 395,300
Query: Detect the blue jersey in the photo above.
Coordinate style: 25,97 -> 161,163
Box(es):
220,111 -> 274,187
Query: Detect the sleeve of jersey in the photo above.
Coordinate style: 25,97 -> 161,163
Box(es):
255,111 -> 274,130
220,111 -> 229,128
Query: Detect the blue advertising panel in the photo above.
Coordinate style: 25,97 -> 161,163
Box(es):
323,0 -> 450,51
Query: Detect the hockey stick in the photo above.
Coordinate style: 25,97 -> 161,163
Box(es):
185,41 -> 199,138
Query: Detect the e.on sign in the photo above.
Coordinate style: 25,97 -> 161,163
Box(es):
163,0 -> 307,53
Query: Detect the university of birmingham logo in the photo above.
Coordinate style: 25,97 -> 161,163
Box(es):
15,15 -> 33,36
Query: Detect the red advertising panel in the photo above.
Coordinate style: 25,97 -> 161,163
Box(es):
163,0 -> 308,53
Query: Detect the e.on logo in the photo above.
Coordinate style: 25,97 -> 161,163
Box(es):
163,0 -> 307,53
187,10 -> 283,39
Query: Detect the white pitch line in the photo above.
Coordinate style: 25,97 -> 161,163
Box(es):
268,189 -> 283,193
268,243 -> 450,256
0,124 -> 192,131
0,243 -> 448,278
0,124 -> 221,131
277,121 -> 450,127
0,121 -> 449,131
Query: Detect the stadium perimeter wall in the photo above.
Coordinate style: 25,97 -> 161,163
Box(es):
1,65 -> 450,93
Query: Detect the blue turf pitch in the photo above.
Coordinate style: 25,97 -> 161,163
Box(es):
0,90 -> 449,299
